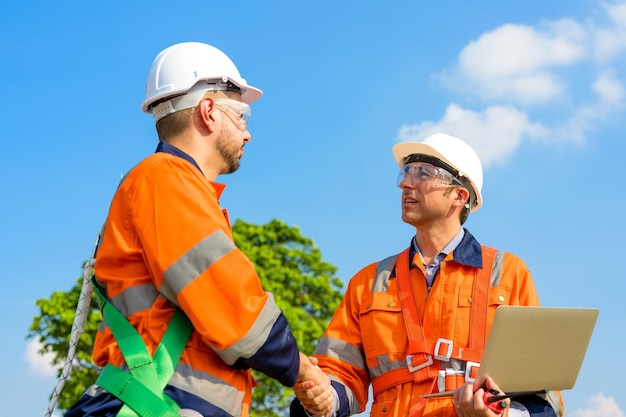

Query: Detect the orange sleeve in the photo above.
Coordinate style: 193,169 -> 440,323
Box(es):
316,262 -> 379,411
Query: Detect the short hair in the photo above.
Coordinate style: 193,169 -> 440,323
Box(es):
155,107 -> 194,142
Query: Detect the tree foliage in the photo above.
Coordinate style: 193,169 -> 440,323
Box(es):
29,218 -> 344,416
232,219 -> 344,416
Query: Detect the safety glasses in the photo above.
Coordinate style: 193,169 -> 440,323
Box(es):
213,98 -> 251,131
397,162 -> 463,188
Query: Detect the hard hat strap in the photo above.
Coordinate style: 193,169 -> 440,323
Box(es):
403,153 -> 476,207
403,154 -> 459,178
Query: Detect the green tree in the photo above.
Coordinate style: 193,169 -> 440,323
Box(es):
233,219 -> 344,416
29,218 -> 344,416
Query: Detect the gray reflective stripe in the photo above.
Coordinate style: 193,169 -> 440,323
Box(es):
370,247 -> 506,378
110,283 -> 159,316
97,283 -> 159,332
317,338 -> 366,416
371,255 -> 398,293
490,251 -> 504,286
328,374 -> 360,415
316,337 -> 366,370
372,249 -> 504,290
90,363 -> 245,417
169,362 -> 245,417
161,229 -> 235,302
369,354 -> 405,379
216,293 -> 282,365
369,254 -> 416,381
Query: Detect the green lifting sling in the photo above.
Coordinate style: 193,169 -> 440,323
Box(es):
91,275 -> 193,417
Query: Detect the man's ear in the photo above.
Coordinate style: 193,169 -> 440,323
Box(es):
453,187 -> 471,208
198,97 -> 217,133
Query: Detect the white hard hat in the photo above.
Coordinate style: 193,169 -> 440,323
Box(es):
392,133 -> 484,211
141,42 -> 263,121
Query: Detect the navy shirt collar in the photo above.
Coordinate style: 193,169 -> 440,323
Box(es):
408,228 -> 483,270
155,141 -> 203,175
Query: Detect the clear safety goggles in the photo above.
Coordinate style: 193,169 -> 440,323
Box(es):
213,98 -> 251,131
397,162 -> 463,188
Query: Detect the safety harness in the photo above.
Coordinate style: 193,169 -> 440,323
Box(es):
90,274 -> 193,417
371,246 -> 497,397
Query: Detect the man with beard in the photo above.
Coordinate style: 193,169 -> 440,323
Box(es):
66,42 -> 332,417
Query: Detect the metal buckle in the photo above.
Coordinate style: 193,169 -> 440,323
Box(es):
437,370 -> 447,393
465,361 -> 480,383
438,368 -> 464,393
406,354 -> 433,373
434,338 -> 453,361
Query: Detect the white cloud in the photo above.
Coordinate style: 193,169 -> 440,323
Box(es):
593,28 -> 626,61
593,1 -> 626,61
593,69 -> 625,104
24,338 -> 58,378
570,393 -> 625,417
397,103 -> 548,167
549,69 -> 626,142
606,0 -> 626,26
409,0 -> 626,163
440,20 -> 587,104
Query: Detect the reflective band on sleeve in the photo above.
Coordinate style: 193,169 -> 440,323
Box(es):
217,293 -> 282,365
161,229 -> 236,301
169,362 -> 245,417
317,337 -> 367,370
97,283 -> 160,332
109,283 -> 159,317
370,354 -> 406,379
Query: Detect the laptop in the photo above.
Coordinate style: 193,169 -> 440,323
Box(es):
423,306 -> 599,396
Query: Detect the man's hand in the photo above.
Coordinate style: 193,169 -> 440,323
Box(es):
293,353 -> 334,417
453,376 -> 510,417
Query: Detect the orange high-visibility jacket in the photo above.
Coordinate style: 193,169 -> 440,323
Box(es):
71,143 -> 300,417
311,231 -> 564,417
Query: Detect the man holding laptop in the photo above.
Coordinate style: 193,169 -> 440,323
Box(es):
291,134 -> 564,417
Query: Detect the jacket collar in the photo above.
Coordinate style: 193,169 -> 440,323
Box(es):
408,228 -> 483,270
155,141 -> 203,174
450,229 -> 483,269
155,141 -> 226,199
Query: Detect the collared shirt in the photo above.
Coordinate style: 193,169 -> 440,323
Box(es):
156,141 -> 203,174
316,227 -> 531,417
412,228 -> 465,287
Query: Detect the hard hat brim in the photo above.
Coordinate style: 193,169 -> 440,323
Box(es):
238,84 -> 263,105
393,142 -> 451,169
142,80 -> 262,114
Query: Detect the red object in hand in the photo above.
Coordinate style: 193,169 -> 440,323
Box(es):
483,390 -> 506,414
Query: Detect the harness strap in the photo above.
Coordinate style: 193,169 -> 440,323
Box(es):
371,246 -> 497,397
91,276 -> 193,417
398,248 -> 436,382
98,365 -> 180,417
469,246 -> 496,351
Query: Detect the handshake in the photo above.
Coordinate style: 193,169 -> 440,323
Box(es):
293,353 -> 335,417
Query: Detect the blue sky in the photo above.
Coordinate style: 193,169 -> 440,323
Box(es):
1,1 -> 624,416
